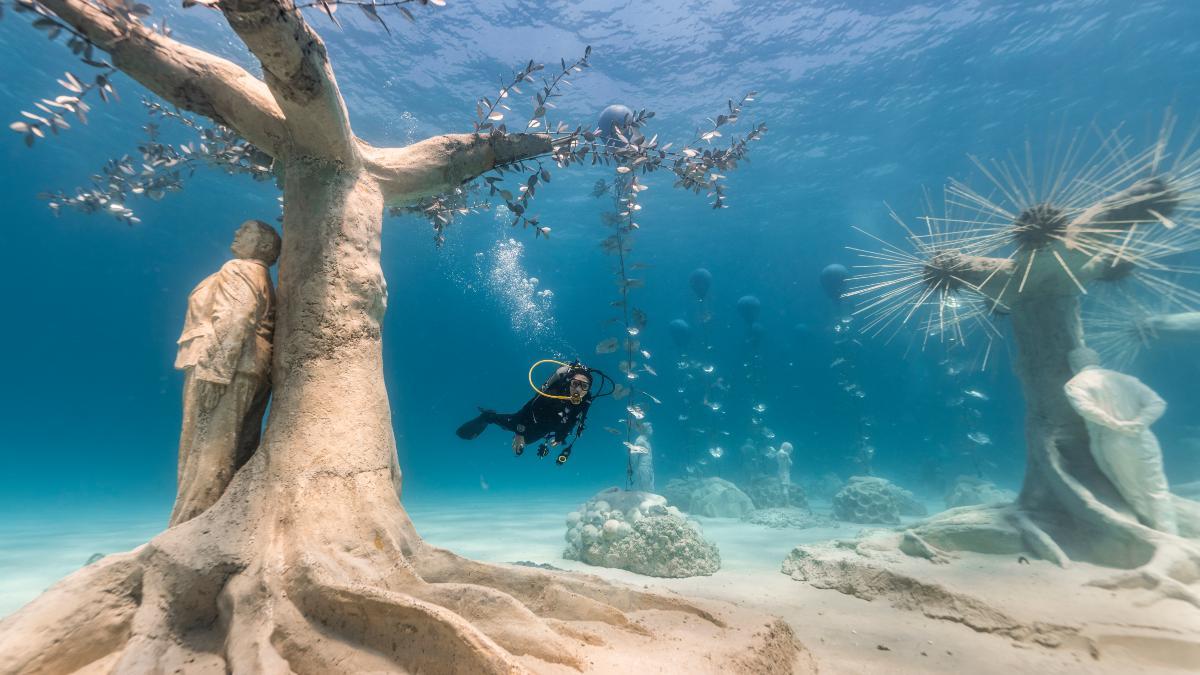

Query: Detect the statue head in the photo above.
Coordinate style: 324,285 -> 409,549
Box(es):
231,219 -> 282,265
780,441 -> 794,456
1068,346 -> 1101,373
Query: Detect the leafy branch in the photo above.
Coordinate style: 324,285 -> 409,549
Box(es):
41,99 -> 274,224
595,150 -> 659,485
673,92 -> 766,209
433,48 -> 594,238
409,85 -> 765,246
2,0 -> 153,145
281,0 -> 446,33
386,183 -> 490,245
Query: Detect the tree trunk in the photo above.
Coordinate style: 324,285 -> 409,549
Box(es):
261,158 -> 409,539
1011,292 -> 1093,511
1007,292 -> 1160,567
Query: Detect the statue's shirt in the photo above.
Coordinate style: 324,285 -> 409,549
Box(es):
175,258 -> 275,384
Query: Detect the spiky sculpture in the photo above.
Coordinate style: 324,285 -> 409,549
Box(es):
848,120 -> 1200,607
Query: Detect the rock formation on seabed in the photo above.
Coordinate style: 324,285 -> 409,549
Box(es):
664,476 -> 757,517
831,476 -> 925,524
944,475 -> 1019,509
564,488 -> 721,578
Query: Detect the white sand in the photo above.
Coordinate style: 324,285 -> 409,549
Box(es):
0,510 -> 162,618
4,491 -> 1198,673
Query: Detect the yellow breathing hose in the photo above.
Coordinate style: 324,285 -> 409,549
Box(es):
528,359 -> 575,400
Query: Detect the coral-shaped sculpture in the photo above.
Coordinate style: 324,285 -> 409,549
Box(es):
606,516 -> 721,577
563,487 -> 720,577
832,476 -> 901,525
690,478 -> 757,517
662,477 -> 702,511
663,477 -> 756,517
944,475 -> 1018,509
745,475 -> 809,511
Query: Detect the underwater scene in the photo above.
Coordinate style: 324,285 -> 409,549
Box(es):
2,0 -> 1200,673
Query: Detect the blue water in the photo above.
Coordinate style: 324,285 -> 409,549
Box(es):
2,0 -> 1199,595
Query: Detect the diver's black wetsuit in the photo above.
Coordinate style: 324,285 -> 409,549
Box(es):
455,367 -> 592,450
482,393 -> 591,445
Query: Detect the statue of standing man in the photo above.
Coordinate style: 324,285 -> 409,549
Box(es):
170,220 -> 280,526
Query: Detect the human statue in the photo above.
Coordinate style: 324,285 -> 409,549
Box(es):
631,427 -> 655,493
1063,347 -> 1177,534
776,441 -> 794,505
170,219 -> 280,526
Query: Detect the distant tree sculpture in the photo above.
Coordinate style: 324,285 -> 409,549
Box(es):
1088,307 -> 1200,369
846,124 -> 1200,607
0,1 -> 792,672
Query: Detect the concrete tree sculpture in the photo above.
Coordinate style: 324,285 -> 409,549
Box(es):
846,122 -> 1200,607
0,1 -> 795,672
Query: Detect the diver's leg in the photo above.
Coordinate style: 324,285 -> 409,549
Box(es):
456,409 -> 516,440
487,412 -> 521,433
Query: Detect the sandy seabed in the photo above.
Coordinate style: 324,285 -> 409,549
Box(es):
3,490 -> 1197,674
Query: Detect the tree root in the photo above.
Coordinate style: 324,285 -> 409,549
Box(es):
0,506 -> 791,674
0,552 -> 143,674
899,530 -> 953,564
412,545 -> 726,627
1006,509 -> 1071,568
1086,543 -> 1200,609
894,436 -> 1200,610
1088,569 -> 1200,609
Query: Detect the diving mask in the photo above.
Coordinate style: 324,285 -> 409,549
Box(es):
568,377 -> 590,404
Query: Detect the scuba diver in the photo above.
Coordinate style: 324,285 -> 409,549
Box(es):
455,360 -> 612,465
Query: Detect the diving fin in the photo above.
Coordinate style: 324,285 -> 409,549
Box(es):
456,410 -> 493,440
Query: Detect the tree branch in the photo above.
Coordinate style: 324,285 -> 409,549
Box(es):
220,0 -> 355,161
925,175 -> 1182,309
364,133 -> 555,206
38,0 -> 288,158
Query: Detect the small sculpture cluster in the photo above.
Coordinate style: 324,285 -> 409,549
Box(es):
563,488 -> 720,578
831,476 -> 926,525
663,477 -> 757,518
944,476 -> 1017,509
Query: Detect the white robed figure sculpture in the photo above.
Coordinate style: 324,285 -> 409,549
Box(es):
631,429 -> 656,493
1063,347 -> 1177,535
170,219 -> 281,526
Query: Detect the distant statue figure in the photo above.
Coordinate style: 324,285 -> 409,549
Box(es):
1064,347 -> 1177,534
631,427 -> 655,493
170,220 -> 280,526
777,441 -> 794,505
